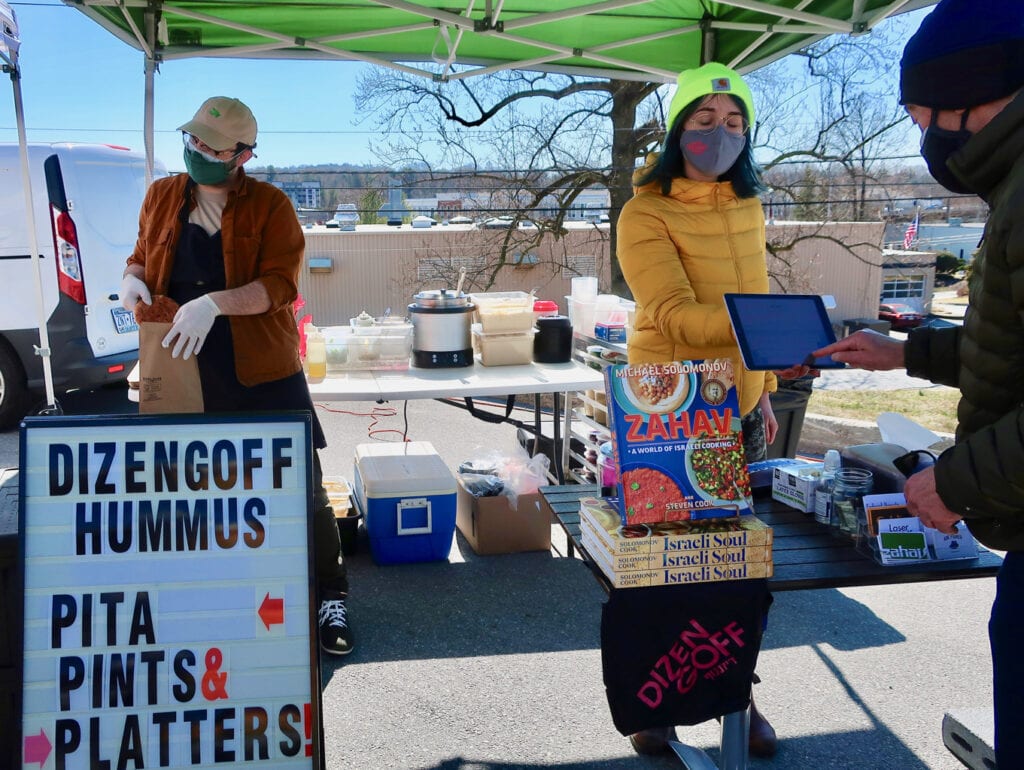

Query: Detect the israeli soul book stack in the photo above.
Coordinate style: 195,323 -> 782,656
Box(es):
588,360 -> 773,588
579,497 -> 774,587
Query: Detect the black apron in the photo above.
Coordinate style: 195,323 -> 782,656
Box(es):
167,180 -> 326,448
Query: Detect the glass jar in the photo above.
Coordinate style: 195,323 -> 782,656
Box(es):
830,468 -> 873,538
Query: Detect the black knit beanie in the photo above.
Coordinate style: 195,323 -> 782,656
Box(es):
900,0 -> 1024,110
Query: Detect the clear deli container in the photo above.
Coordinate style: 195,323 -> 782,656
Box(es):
471,325 -> 536,366
322,323 -> 413,371
566,295 -> 596,337
469,291 -> 535,333
322,476 -> 353,521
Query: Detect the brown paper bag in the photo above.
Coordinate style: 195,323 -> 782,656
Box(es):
137,321 -> 204,413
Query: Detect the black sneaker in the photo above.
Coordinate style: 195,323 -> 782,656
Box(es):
318,591 -> 354,656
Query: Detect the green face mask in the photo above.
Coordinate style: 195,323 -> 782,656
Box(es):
183,145 -> 236,185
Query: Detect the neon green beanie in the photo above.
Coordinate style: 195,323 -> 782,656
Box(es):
665,62 -> 755,132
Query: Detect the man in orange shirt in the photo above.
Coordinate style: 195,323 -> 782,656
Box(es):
121,96 -> 354,657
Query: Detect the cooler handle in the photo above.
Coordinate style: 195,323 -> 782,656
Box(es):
397,498 -> 432,535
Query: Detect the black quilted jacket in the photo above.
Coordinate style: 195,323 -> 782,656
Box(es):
905,91 -> 1024,550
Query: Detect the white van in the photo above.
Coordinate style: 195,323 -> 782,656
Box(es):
0,142 -> 166,427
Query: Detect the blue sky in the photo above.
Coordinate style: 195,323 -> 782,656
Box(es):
0,2 -> 929,172
0,1 -> 380,169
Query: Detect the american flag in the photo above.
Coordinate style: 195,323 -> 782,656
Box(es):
903,213 -> 919,250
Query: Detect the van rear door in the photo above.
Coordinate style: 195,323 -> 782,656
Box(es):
49,144 -> 165,357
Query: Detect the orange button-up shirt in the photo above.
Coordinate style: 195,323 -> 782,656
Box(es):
127,170 -> 305,386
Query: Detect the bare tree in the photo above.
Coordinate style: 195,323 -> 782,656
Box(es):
750,18 -> 915,220
354,69 -> 659,295
351,17 -> 922,297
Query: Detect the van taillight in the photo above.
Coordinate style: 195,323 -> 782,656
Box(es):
51,206 -> 86,304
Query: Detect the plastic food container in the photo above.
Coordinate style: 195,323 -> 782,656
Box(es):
472,326 -> 536,366
322,476 -> 352,516
598,442 -> 618,487
566,295 -> 596,337
469,291 -> 535,333
322,322 -> 413,371
533,315 -> 573,363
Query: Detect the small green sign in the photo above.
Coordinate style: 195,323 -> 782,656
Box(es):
878,531 -> 930,564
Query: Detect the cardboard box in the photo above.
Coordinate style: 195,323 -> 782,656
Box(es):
771,462 -> 824,513
456,480 -> 552,555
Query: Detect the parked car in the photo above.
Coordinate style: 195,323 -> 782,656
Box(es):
326,203 -> 359,229
0,142 -> 166,427
878,303 -> 925,330
479,216 -> 514,229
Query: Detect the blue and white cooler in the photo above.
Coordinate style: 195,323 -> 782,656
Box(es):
353,441 -> 457,565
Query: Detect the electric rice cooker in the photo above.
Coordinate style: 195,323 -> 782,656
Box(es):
408,289 -> 475,367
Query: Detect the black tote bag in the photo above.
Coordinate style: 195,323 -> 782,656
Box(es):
600,579 -> 772,735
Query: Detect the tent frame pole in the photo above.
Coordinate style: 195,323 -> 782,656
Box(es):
144,5 -> 158,185
2,53 -> 58,413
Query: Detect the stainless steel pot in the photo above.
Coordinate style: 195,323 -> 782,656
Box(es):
408,290 -> 475,368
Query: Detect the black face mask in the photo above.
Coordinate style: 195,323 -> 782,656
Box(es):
920,108 -> 974,194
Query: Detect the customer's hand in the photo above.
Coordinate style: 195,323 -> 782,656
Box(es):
162,294 -> 220,360
774,364 -> 820,381
120,274 -> 152,312
759,391 -> 779,446
813,329 -> 905,372
904,466 -> 963,534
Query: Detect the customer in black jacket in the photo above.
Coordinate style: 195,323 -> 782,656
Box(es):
807,1 -> 1024,765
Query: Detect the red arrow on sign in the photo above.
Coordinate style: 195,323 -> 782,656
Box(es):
24,729 -> 52,767
259,592 -> 284,630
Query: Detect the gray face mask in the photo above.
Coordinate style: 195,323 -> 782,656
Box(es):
680,125 -> 747,178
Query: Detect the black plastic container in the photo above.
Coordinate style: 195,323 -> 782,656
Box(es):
336,509 -> 364,555
533,315 -> 573,363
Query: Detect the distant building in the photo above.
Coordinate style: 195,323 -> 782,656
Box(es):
879,249 -> 936,314
404,193 -> 464,219
883,220 -> 985,261
274,180 -> 322,210
564,187 -> 610,221
295,220 -> 885,330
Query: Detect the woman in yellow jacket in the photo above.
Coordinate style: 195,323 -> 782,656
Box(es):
617,62 -> 778,757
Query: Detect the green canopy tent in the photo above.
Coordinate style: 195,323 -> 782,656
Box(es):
66,0 -> 936,179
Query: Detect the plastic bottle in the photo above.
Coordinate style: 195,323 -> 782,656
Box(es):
306,326 -> 327,379
814,449 -> 841,525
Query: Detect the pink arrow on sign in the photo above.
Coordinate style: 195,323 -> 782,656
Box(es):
24,729 -> 52,766
259,592 -> 285,630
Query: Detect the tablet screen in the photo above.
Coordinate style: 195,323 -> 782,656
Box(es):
724,293 -> 844,371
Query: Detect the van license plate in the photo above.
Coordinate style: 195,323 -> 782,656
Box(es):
112,307 -> 138,334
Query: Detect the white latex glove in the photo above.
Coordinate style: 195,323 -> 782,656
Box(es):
162,294 -> 221,360
120,274 -> 152,312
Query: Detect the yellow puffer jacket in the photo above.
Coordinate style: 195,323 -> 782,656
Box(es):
617,166 -> 776,416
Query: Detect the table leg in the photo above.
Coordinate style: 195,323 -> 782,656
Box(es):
667,709 -> 748,770
553,392 -> 564,483
719,709 -> 750,770
533,394 -> 542,458
668,741 -> 720,770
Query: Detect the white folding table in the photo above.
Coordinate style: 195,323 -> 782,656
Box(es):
307,361 -> 604,481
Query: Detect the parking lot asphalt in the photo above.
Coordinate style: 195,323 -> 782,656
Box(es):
3,377 -> 995,769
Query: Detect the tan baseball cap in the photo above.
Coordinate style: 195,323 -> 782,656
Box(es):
178,96 -> 257,151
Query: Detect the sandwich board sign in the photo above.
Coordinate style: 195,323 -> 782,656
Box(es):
18,414 -> 324,769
